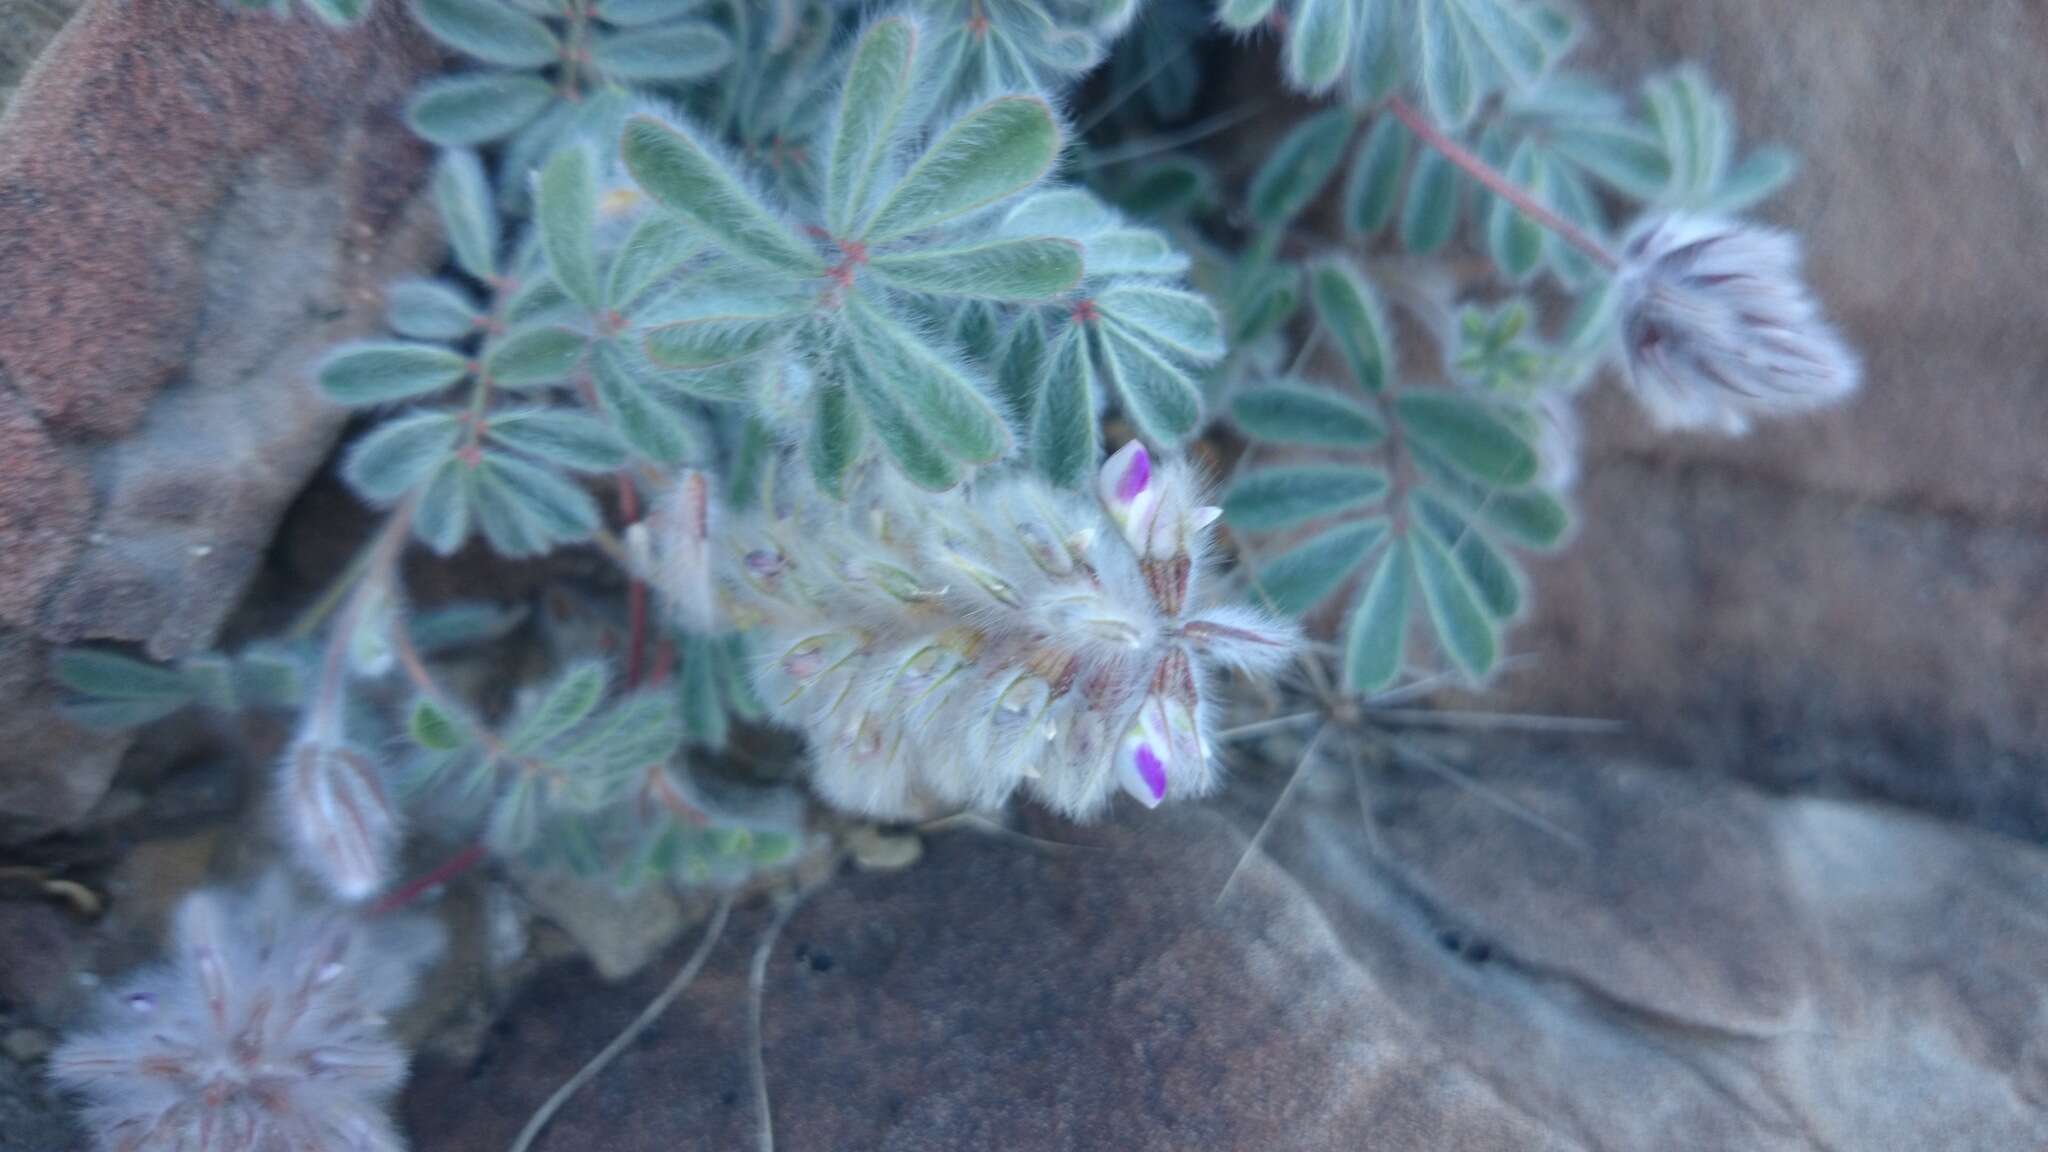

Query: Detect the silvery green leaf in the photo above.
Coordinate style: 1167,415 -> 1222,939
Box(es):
1094,285 -> 1224,362
1253,518 -> 1389,616
484,326 -> 588,388
1216,0 -> 1277,31
1310,260 -> 1393,392
537,145 -> 602,313
1112,157 -> 1213,219
1411,492 -> 1521,619
847,297 -> 1009,464
863,95 -> 1061,243
53,649 -> 192,701
826,16 -> 918,238
590,23 -> 732,82
410,602 -> 528,653
301,0 -> 368,26
950,300 -> 1002,362
1228,260 -> 1302,345
509,661 -> 608,751
409,699 -> 469,752
1249,107 -> 1354,227
1394,391 -> 1538,487
1484,141 -> 1546,282
1644,65 -> 1731,205
592,0 -> 700,26
996,310 -> 1046,434
1080,229 -> 1188,277
1399,147 -> 1459,254
477,451 -> 600,552
1285,0 -> 1354,93
1344,538 -> 1411,691
59,698 -> 188,730
641,297 -> 804,368
621,115 -> 824,274
384,279 -> 480,342
1231,384 -> 1385,447
344,410 -> 462,502
607,214 -> 702,312
504,274 -> 573,329
488,779 -> 543,854
1703,145 -> 1797,213
434,150 -> 499,281
1411,525 -> 1497,679
807,382 -> 863,497
678,631 -> 728,749
1033,326 -> 1097,489
867,238 -> 1083,301
1002,188 -> 1115,237
591,345 -> 695,465
1460,0 -> 1548,91
488,408 -> 628,472
407,72 -> 556,147
414,461 -> 475,555
1223,465 -> 1389,532
319,343 -> 470,406
411,0 -> 560,68
1412,443 -> 1571,550
1344,115 -> 1408,236
1418,0 -> 1480,128
842,340 -> 962,491
1545,119 -> 1669,199
1093,320 -> 1202,446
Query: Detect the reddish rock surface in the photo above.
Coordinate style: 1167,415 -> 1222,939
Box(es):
1480,0 -> 2048,839
0,0 -> 442,840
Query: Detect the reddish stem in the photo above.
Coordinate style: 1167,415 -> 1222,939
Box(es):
371,841 -> 487,916
1384,97 -> 1619,272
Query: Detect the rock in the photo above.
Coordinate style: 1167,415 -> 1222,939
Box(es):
402,754 -> 2048,1151
0,0 -> 443,841
0,900 -> 85,1025
1485,0 -> 2048,839
513,868 -> 692,983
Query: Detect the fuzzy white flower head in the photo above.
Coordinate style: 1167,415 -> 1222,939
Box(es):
51,875 -> 443,1152
1614,214 -> 1861,435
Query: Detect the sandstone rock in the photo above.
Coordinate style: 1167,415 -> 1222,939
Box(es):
0,0 -> 442,840
1489,0 -> 2048,839
402,753 -> 2048,1151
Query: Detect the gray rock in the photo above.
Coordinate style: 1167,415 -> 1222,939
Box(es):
402,753 -> 2048,1151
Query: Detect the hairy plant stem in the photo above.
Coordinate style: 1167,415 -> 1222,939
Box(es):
370,841 -> 488,916
1385,97 -> 1619,272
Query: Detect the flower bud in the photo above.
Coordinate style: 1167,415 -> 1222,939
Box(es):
1615,214 -> 1860,436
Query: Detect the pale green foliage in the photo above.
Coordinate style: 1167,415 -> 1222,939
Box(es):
53,0 -> 1847,926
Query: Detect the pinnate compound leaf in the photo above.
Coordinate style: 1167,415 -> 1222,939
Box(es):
1253,518 -> 1388,616
434,150 -> 499,281
344,410 -> 462,503
384,279 -> 481,341
407,72 -> 555,147
1223,465 -> 1388,533
1310,260 -> 1393,392
319,343 -> 470,406
1230,384 -> 1385,447
487,408 -> 628,472
484,326 -> 588,388
537,145 -> 602,312
411,0 -> 560,68
590,24 -> 732,82
1394,391 -> 1538,487
1411,525 -> 1497,680
1249,107 -> 1353,226
1344,539 -> 1411,692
